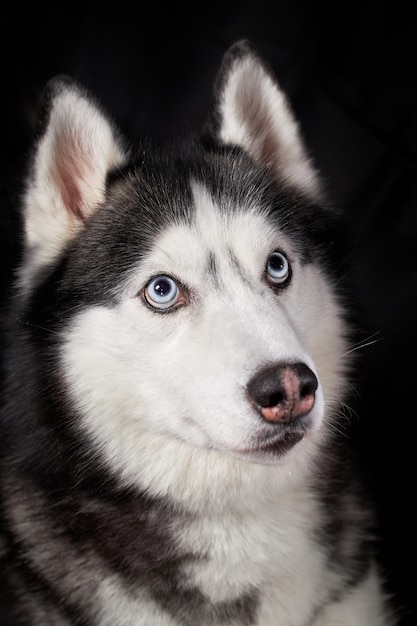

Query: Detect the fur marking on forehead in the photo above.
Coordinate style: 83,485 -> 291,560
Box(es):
129,180 -> 282,295
190,181 -> 275,250
132,180 -> 284,293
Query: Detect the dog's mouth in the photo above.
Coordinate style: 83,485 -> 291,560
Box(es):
254,431 -> 305,456
229,425 -> 311,464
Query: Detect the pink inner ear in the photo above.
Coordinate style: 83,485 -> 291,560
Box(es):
51,135 -> 87,221
236,81 -> 277,167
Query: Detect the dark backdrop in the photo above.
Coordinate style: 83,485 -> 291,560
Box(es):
1,4 -> 416,625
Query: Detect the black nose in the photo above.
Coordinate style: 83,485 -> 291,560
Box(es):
246,362 -> 318,423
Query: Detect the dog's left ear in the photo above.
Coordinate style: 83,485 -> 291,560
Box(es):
20,75 -> 127,286
209,39 -> 321,199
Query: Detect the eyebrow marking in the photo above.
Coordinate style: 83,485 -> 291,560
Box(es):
206,251 -> 221,288
227,248 -> 251,285
207,251 -> 217,276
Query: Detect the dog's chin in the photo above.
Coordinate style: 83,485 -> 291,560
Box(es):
228,431 -> 309,466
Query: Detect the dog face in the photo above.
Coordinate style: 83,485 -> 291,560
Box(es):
18,41 -> 351,496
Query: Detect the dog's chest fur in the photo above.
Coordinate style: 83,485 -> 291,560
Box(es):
174,492 -> 326,623
6,459 -> 328,625
78,480 -> 327,625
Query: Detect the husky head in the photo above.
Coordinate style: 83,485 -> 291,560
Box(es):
16,40 -> 352,497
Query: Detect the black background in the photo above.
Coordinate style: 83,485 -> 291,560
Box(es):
1,3 -> 416,625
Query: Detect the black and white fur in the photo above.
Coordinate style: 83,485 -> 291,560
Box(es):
0,40 -> 396,625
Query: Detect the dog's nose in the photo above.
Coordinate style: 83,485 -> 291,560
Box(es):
246,362 -> 318,423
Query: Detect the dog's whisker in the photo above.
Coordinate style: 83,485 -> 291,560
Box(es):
19,319 -> 59,334
339,331 -> 383,358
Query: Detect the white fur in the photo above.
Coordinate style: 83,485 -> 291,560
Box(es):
57,182 -> 370,624
61,181 -> 348,499
94,576 -> 179,626
92,569 -> 393,626
311,566 -> 394,626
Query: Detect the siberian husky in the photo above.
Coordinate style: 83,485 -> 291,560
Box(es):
0,40 -> 396,625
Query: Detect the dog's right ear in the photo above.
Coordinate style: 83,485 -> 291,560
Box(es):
21,75 -> 127,284
207,40 -> 322,200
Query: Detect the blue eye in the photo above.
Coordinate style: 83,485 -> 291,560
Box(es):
266,251 -> 290,285
143,275 -> 182,310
